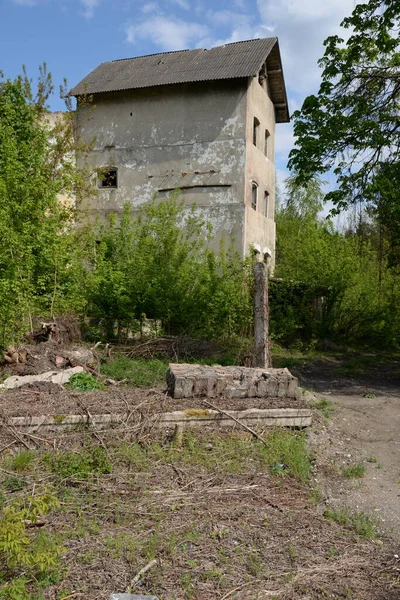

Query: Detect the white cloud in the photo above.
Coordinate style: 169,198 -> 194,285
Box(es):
142,2 -> 160,14
125,15 -> 209,51
81,0 -> 100,18
256,0 -> 365,95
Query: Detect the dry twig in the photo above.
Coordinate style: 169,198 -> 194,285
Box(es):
128,558 -> 158,589
202,399 -> 268,446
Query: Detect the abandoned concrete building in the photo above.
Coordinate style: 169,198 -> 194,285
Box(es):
70,38 -> 289,263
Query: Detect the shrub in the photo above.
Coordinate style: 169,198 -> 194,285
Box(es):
0,493 -> 61,576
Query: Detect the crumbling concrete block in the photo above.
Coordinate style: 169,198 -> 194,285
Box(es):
166,364 -> 299,400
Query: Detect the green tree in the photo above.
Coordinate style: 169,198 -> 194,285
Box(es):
273,178 -> 400,347
288,0 -> 400,215
83,198 -> 253,342
0,67 -> 92,347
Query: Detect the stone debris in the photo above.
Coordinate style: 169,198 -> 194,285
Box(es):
167,364 -> 299,399
0,366 -> 84,390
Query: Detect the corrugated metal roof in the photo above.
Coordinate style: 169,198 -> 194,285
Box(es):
69,38 -> 289,122
70,38 -> 276,94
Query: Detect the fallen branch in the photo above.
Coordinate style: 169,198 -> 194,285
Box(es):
0,415 -> 31,450
202,399 -> 269,446
128,558 -> 158,589
76,400 -> 110,457
0,440 -> 16,454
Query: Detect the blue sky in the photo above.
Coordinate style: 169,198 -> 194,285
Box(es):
1,0 -> 361,182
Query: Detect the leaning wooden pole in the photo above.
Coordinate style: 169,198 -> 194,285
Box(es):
253,260 -> 271,368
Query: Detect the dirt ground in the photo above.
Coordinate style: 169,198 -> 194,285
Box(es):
289,355 -> 400,541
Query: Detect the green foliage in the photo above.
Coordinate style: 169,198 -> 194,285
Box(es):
65,372 -> 105,392
0,577 -> 30,600
342,462 -> 366,479
0,493 -> 61,576
310,398 -> 334,419
325,507 -> 376,539
101,357 -> 167,387
288,0 -> 400,215
44,447 -> 111,480
138,430 -> 312,483
273,177 -> 400,347
0,67 -> 92,348
82,197 -> 253,342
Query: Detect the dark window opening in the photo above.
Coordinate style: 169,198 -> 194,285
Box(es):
99,167 -> 118,188
265,130 -> 270,157
253,117 -> 260,147
264,190 -> 270,217
251,182 -> 258,210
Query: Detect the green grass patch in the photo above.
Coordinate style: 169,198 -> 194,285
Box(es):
101,357 -> 168,387
131,429 -> 312,482
342,462 -> 366,479
310,398 -> 334,418
43,447 -> 111,480
325,507 -> 376,539
8,450 -> 36,473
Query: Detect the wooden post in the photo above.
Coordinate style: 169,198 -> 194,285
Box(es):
254,261 -> 271,368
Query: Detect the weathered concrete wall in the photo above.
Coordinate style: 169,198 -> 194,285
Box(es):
244,76 -> 276,267
76,75 -> 278,259
77,80 -> 248,254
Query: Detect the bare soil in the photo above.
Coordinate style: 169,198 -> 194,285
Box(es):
290,354 -> 400,541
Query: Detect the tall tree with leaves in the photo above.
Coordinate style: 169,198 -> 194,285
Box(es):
0,66 -> 92,347
288,0 -> 399,216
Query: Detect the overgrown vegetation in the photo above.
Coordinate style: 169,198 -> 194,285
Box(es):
273,176 -> 400,348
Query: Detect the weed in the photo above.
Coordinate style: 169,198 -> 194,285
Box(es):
366,456 -> 377,463
181,572 -> 195,598
287,543 -> 297,560
325,507 -> 376,539
342,462 -> 366,479
3,475 -> 27,492
139,430 -> 312,482
44,446 -> 111,479
53,415 -> 65,424
328,546 -> 338,559
259,430 -> 312,483
9,450 -> 35,473
246,551 -> 265,577
113,442 -> 148,470
101,357 -> 167,387
310,398 -> 334,418
65,372 -> 105,391
308,487 -> 323,504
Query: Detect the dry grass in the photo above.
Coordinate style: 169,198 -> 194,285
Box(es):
0,420 -> 398,600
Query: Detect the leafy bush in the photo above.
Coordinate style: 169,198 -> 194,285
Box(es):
82,198 -> 254,343
0,493 -> 61,576
65,372 -> 105,392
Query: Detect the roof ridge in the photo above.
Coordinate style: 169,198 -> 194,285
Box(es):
104,38 -> 278,64
109,48 -> 198,63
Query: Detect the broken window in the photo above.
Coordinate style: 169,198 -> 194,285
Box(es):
99,167 -> 118,188
265,130 -> 270,157
251,182 -> 258,210
264,190 -> 270,217
253,117 -> 260,147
